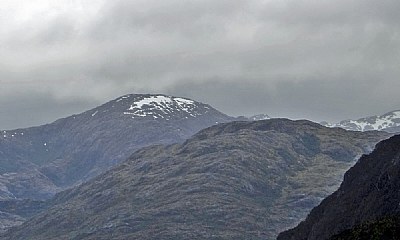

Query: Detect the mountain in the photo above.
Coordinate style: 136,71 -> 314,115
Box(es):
0,94 -> 235,230
322,110 -> 400,132
278,135 -> 400,240
2,119 -> 389,240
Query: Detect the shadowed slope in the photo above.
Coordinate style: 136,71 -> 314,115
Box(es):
278,135 -> 400,240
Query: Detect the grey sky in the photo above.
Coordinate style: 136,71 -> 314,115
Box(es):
1,0 -> 400,129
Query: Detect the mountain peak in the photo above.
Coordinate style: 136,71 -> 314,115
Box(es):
322,109 -> 400,132
80,94 -> 224,122
120,94 -> 206,120
0,93 -> 234,197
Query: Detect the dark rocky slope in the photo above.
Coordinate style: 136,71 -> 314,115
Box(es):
2,119 -> 389,240
0,94 -> 234,230
278,135 -> 400,240
330,216 -> 400,240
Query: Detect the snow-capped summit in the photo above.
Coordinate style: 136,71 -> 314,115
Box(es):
0,93 -> 237,231
86,94 -> 223,121
249,114 -> 271,121
121,95 -> 206,120
322,110 -> 400,132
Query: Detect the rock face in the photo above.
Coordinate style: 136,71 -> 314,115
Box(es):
0,199 -> 48,230
278,135 -> 400,240
322,110 -> 400,132
0,94 -> 235,230
330,216 -> 400,240
2,119 -> 389,240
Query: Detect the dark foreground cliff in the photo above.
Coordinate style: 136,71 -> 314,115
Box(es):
278,135 -> 400,240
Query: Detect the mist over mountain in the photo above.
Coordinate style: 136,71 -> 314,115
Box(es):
1,0 -> 399,239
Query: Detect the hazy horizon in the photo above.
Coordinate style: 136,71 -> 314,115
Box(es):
1,92 -> 398,130
1,0 -> 400,129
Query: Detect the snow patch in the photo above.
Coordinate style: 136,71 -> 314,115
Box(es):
123,95 -> 201,119
324,110 -> 400,131
250,114 -> 271,121
174,98 -> 195,105
116,95 -> 131,102
128,96 -> 174,110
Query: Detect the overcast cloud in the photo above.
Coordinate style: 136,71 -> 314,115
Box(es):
1,0 -> 400,129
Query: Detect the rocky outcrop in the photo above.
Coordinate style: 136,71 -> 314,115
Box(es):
278,135 -> 400,240
330,216 -> 400,239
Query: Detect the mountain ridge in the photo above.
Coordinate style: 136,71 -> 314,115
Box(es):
0,93 -> 237,231
322,110 -> 400,132
1,119 -> 390,240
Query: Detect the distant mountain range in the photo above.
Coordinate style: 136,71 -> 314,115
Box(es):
0,93 -> 274,231
278,135 -> 400,240
322,110 -> 400,133
0,93 -> 396,238
2,119 -> 389,240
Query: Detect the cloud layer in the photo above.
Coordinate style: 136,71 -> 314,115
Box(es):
1,0 -> 400,129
